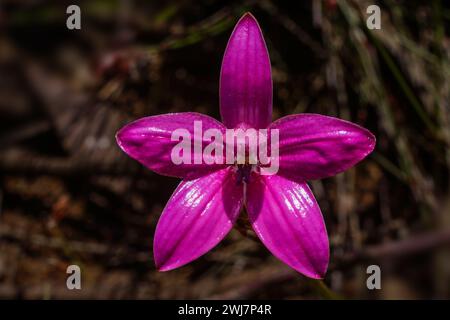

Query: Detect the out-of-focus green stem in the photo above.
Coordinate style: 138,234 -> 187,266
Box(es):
306,279 -> 343,300
368,33 -> 438,135
372,152 -> 407,183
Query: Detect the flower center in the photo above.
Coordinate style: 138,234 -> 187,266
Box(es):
236,164 -> 254,184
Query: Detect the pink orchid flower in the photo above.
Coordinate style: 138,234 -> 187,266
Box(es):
116,13 -> 375,279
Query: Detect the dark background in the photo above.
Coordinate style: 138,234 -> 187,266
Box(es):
0,0 -> 449,299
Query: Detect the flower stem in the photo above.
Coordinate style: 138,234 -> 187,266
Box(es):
306,279 -> 343,300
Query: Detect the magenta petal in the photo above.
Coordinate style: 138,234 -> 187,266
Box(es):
154,168 -> 243,271
270,114 -> 376,181
246,174 -> 329,279
116,112 -> 227,179
220,13 -> 272,129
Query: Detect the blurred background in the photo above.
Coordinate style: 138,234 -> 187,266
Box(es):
0,0 -> 449,299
